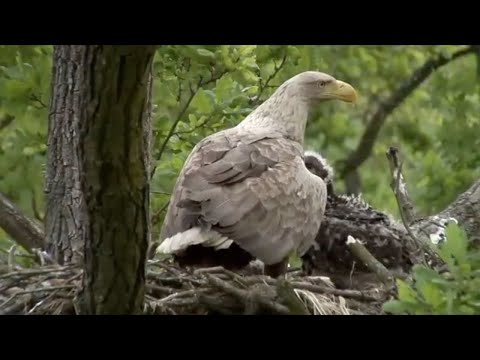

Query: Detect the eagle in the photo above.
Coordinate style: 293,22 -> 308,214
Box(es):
156,71 -> 358,277
301,150 -> 417,282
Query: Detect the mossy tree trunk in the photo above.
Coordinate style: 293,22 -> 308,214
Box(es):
45,45 -> 156,314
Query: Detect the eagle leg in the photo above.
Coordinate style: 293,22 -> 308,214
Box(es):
264,257 -> 289,278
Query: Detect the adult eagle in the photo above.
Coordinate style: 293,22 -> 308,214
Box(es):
157,71 -> 357,277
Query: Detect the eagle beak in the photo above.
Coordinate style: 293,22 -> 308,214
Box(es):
328,80 -> 358,103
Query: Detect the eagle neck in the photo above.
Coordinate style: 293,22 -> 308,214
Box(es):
238,84 -> 310,145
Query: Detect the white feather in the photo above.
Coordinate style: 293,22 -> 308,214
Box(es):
156,227 -> 232,255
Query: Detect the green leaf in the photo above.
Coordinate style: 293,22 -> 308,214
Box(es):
438,223 -> 468,267
382,300 -> 421,314
191,89 -> 214,113
382,300 -> 407,314
419,282 -> 444,308
196,49 -> 215,59
397,279 -> 418,303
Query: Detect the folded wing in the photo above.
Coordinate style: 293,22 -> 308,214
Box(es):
160,128 -> 327,265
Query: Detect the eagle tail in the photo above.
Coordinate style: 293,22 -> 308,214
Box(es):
156,227 -> 233,255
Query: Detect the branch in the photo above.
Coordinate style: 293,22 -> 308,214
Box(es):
346,235 -> 394,285
259,55 -> 287,96
340,46 -> 477,178
172,116 -> 216,138
155,83 -> 198,164
29,93 -> 48,109
151,70 -> 230,179
250,54 -> 288,107
384,148 -> 445,266
0,192 -> 45,253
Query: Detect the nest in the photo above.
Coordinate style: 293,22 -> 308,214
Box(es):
0,258 -> 392,315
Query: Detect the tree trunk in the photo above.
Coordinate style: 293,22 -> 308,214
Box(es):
46,45 -> 156,314
44,46 -> 86,264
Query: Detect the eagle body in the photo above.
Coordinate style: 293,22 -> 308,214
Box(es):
160,128 -> 327,274
157,71 -> 358,277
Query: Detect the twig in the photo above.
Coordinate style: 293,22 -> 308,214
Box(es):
240,276 -> 378,302
259,55 -> 288,97
157,289 -> 208,305
0,300 -> 27,315
172,118 -> 213,137
150,190 -> 171,196
146,284 -> 176,295
27,289 -> 61,315
386,147 -> 416,224
151,261 -> 183,277
346,236 -> 394,285
154,297 -> 199,307
8,245 -> 17,272
152,69 -> 229,178
29,93 -> 48,109
194,266 -> 226,274
251,54 -> 288,106
0,285 -> 75,309
205,273 -> 290,315
0,266 -> 74,280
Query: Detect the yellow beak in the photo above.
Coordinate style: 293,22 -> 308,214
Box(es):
327,80 -> 358,103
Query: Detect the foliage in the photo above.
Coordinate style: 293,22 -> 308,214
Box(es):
383,224 -> 480,315
0,45 -> 479,258
0,45 -> 52,250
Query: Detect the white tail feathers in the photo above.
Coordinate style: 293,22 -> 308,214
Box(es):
156,227 -> 233,255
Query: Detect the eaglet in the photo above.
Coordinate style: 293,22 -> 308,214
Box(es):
157,71 -> 357,277
302,150 -> 414,280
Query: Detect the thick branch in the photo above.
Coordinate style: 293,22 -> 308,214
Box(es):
0,192 -> 45,252
435,178 -> 480,243
346,235 -> 394,285
341,46 -> 476,178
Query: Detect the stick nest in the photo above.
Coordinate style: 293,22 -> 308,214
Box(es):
0,259 -> 393,315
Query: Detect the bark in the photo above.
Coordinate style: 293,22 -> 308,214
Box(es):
46,45 -> 156,315
0,192 -> 44,252
44,46 -> 86,264
434,179 -> 480,243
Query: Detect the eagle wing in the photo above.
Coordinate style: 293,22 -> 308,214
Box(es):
160,128 -> 327,265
